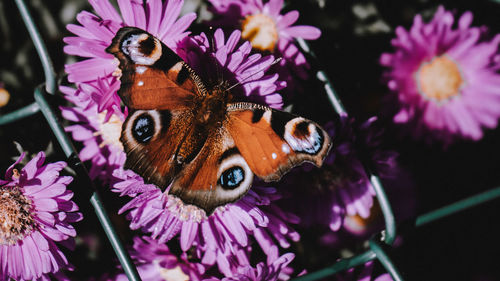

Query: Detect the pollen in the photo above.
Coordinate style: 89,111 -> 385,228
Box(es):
166,194 -> 207,223
241,13 -> 279,52
417,55 -> 464,103
0,186 -> 35,245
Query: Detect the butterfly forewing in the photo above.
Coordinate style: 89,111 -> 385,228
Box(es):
106,27 -> 205,110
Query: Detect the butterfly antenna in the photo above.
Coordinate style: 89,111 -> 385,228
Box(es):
225,57 -> 282,92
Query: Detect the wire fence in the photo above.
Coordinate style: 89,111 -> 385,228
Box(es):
1,1 -> 500,280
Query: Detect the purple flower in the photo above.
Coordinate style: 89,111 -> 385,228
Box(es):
0,152 -> 83,280
110,236 -> 205,281
281,115 -> 398,232
380,6 -> 500,144
208,0 -> 321,86
177,28 -> 286,108
203,251 -> 295,281
63,0 -> 196,114
335,261 -> 393,281
60,85 -> 126,183
112,168 -> 299,277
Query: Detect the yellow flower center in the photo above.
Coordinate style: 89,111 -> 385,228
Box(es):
417,55 -> 464,103
0,186 -> 35,245
0,87 -> 10,108
241,13 -> 278,52
94,112 -> 124,151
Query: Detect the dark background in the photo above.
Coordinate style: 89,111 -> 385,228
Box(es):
1,0 -> 500,280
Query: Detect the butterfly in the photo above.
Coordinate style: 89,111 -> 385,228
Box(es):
106,27 -> 332,215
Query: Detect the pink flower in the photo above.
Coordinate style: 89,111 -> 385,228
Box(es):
112,168 -> 299,277
281,115 -> 398,232
63,0 -> 196,114
208,0 -> 321,88
60,85 -> 126,183
380,6 -> 500,144
177,28 -> 286,108
109,236 -> 205,281
203,250 -> 295,281
0,152 -> 82,280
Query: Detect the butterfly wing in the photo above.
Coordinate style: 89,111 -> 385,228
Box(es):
107,27 -> 206,187
226,102 -> 332,182
106,27 -> 206,110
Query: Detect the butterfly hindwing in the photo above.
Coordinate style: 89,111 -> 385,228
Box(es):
121,108 -> 195,188
168,126 -> 254,214
227,102 -> 332,182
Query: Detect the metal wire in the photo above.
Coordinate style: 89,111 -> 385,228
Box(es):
369,239 -> 404,281
292,250 -> 377,281
14,0 -> 56,94
416,185 -> 500,227
0,102 -> 40,125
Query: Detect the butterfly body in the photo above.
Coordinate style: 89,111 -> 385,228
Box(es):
106,27 -> 331,214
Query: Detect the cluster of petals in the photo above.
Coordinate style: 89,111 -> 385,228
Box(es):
112,167 -> 298,277
208,0 -> 321,89
282,115 -> 397,232
109,236 -> 206,281
59,85 -> 126,183
0,152 -> 82,280
177,28 -> 286,108
380,6 -> 500,143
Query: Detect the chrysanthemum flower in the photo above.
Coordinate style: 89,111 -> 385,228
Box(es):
112,168 -> 298,277
380,6 -> 500,143
60,85 -> 126,183
177,28 -> 286,108
203,250 -> 295,281
110,236 -> 205,281
0,152 -> 83,280
208,0 -> 321,85
281,115 -> 397,232
63,0 -> 197,114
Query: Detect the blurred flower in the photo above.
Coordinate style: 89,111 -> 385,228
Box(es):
0,152 -> 82,280
177,28 -> 286,108
203,250 -> 295,281
60,85 -> 126,183
281,115 -> 398,232
335,261 -> 392,281
208,0 -> 321,89
380,6 -> 500,144
0,85 -> 9,108
63,0 -> 196,114
112,168 -> 298,277
110,236 -> 205,281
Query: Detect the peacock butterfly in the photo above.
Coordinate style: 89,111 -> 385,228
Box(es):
106,27 -> 331,214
